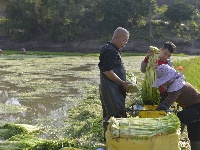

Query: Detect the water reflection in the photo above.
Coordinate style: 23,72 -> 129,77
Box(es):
0,90 -> 20,105
68,64 -> 95,71
0,90 -> 77,124
0,62 -> 97,139
5,97 -> 21,106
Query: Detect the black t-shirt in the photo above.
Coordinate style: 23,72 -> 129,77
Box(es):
98,42 -> 122,72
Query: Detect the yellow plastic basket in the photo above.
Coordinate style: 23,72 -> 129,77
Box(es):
138,110 -> 166,118
138,105 -> 167,118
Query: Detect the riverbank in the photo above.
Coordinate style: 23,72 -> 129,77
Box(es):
0,38 -> 200,55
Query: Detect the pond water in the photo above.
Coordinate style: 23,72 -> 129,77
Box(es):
0,56 -> 100,139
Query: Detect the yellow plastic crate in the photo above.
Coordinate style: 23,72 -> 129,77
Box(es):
142,105 -> 157,110
138,110 -> 166,118
138,105 -> 167,118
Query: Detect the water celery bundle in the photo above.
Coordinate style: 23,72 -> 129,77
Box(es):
142,46 -> 160,104
126,71 -> 139,93
108,114 -> 180,138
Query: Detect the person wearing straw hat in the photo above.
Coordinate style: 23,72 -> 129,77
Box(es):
152,64 -> 200,150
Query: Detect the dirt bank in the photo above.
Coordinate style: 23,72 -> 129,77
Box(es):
0,38 -> 200,55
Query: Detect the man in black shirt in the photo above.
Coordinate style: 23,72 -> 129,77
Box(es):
98,27 -> 130,141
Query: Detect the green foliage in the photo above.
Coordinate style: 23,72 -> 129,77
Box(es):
126,71 -> 137,84
29,139 -> 78,150
162,2 -> 197,39
174,56 -> 200,91
0,123 -> 78,150
0,0 -> 199,44
0,103 -> 27,114
0,134 -> 44,150
0,0 -> 155,42
154,4 -> 168,20
151,20 -> 168,39
0,141 -> 30,150
8,134 -> 43,144
187,20 -> 200,40
154,4 -> 168,15
0,124 -> 28,139
97,0 -> 150,34
2,50 -> 148,57
0,135 -> 78,150
65,85 -> 104,149
165,2 -> 195,23
5,0 -> 36,40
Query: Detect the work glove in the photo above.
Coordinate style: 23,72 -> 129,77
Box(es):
156,102 -> 169,111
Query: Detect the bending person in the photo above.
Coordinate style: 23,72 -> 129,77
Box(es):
153,64 -> 200,150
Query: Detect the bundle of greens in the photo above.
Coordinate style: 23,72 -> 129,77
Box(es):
142,46 -> 160,104
126,71 -> 139,93
108,114 -> 180,138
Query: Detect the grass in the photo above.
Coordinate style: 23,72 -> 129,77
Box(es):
3,50 -> 142,57
2,50 -> 189,57
174,57 -> 200,91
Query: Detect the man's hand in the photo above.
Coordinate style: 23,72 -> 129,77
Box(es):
120,81 -> 129,92
104,70 -> 129,92
156,103 -> 169,111
146,50 -> 153,58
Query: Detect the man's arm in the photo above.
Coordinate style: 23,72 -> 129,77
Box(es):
140,50 -> 154,73
157,91 -> 181,110
163,91 -> 181,107
140,61 -> 147,73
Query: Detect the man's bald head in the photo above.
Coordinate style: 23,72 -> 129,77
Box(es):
110,27 -> 129,49
113,27 -> 129,37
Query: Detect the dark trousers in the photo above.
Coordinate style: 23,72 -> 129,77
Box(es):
187,121 -> 200,141
177,104 -> 200,142
99,81 -> 126,142
177,104 -> 200,125
188,121 -> 200,150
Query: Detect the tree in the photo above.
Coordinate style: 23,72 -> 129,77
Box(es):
97,0 -> 150,35
5,0 -> 36,40
165,2 -> 195,24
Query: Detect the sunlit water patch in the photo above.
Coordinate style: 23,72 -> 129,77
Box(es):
0,56 -> 99,139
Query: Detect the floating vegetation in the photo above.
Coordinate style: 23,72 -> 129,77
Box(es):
0,123 -> 78,150
0,103 -> 27,115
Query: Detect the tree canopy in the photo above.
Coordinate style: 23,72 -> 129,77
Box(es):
0,0 -> 199,43
165,2 -> 196,23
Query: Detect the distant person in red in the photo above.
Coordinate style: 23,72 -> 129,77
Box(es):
0,49 -> 3,55
140,41 -> 176,102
